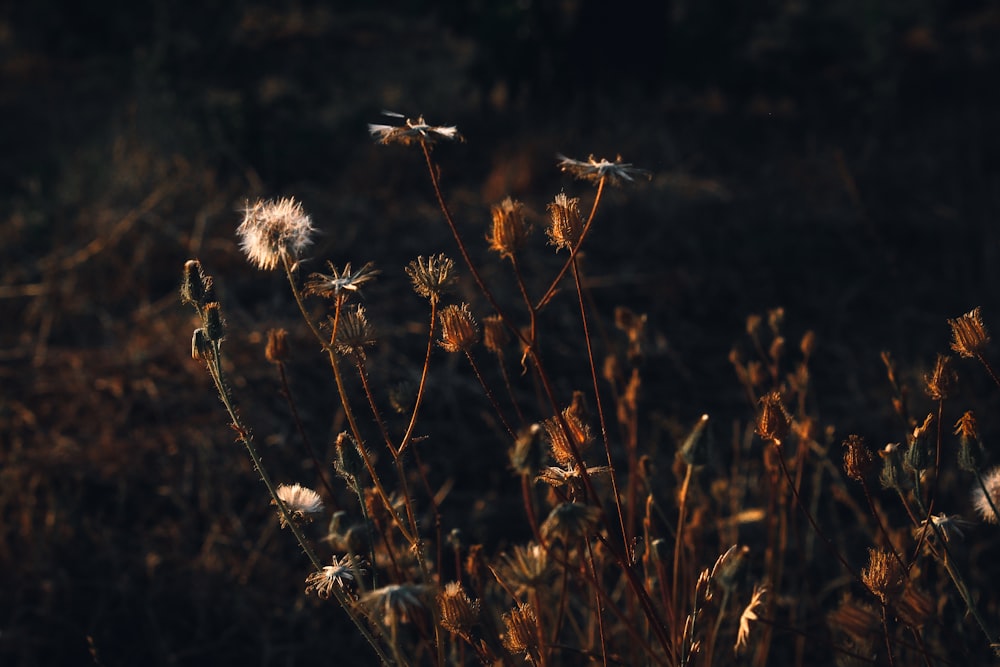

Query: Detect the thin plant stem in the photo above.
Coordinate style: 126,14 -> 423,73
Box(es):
398,301 -> 438,455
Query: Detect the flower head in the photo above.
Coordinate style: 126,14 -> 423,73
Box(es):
305,261 -> 379,301
305,555 -> 365,599
557,153 -> 650,186
237,197 -> 316,271
487,197 -> 530,259
972,466 -> 1000,524
274,483 -> 324,527
501,602 -> 539,658
861,548 -> 906,605
360,584 -> 431,627
545,192 -> 583,251
949,307 -> 990,359
438,303 -> 479,353
437,582 -> 480,636
540,502 -> 601,544
497,543 -> 551,594
368,113 -> 462,146
406,254 -> 456,303
332,305 -> 377,359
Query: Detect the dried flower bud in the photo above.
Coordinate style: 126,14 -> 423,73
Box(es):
756,391 -> 789,445
191,327 -> 211,360
509,424 -> 542,476
406,254 -> 455,303
546,192 -> 584,251
180,259 -> 209,306
541,502 -> 601,544
949,307 -> 990,359
862,548 -> 906,605
879,443 -> 910,492
543,406 -> 593,468
924,354 -> 957,401
334,431 -> 366,484
482,315 -> 509,355
438,582 -> 480,636
955,411 -> 985,473
767,307 -> 784,335
501,602 -> 538,658
800,330 -> 816,359
438,303 -> 479,353
904,413 -> 934,473
265,328 -> 289,363
487,197 -> 530,259
333,305 -> 376,359
204,302 -> 225,342
843,435 -> 874,482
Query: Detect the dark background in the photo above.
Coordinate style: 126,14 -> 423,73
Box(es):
2,1 -> 999,665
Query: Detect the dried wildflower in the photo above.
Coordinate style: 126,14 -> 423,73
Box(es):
305,261 -> 379,302
537,464 -> 612,489
438,303 -> 479,352
904,413 -> 934,473
918,513 -> 974,543
949,307 -> 990,359
972,466 -> 1000,524
405,254 -> 455,304
541,501 -> 601,544
360,584 -> 431,626
924,354 -> 957,400
542,406 -> 593,467
332,305 -> 376,358
955,411 -> 985,472
735,584 -> 767,655
756,391 -> 790,445
237,197 -> 316,271
482,315 -> 509,356
497,544 -> 549,595
501,602 -> 538,657
305,555 -> 364,599
800,330 -> 817,359
368,113 -> 462,146
545,192 -> 584,251
557,153 -> 650,186
274,483 -> 324,527
487,197 -> 530,259
861,548 -> 905,605
842,435 -> 873,482
680,414 -> 711,467
878,442 -> 909,491
438,582 -> 480,636
265,328 -> 289,364
334,431 -> 366,484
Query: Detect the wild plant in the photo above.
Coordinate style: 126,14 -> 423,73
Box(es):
182,115 -> 1000,666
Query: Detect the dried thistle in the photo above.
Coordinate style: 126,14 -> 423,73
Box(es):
501,602 -> 539,658
924,353 -> 957,400
360,584 -> 431,627
438,303 -> 479,352
405,254 -> 455,304
487,197 -> 530,259
557,153 -> 650,186
332,305 -> 377,358
368,113 -> 462,146
237,197 -> 316,271
842,435 -> 873,482
949,307 -> 990,359
438,582 -> 480,636
305,261 -> 380,301
861,548 -> 905,605
545,192 -> 584,251
542,405 -> 593,468
273,483 -> 324,527
180,258 -> 209,307
756,391 -> 790,445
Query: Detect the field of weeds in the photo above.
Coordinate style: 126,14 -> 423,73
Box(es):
3,2 -> 1000,665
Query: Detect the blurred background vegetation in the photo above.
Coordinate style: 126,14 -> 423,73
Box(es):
2,1 -> 999,664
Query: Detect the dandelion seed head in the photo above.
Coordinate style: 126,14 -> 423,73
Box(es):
274,483 -> 324,527
237,197 -> 315,271
972,466 -> 1000,524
